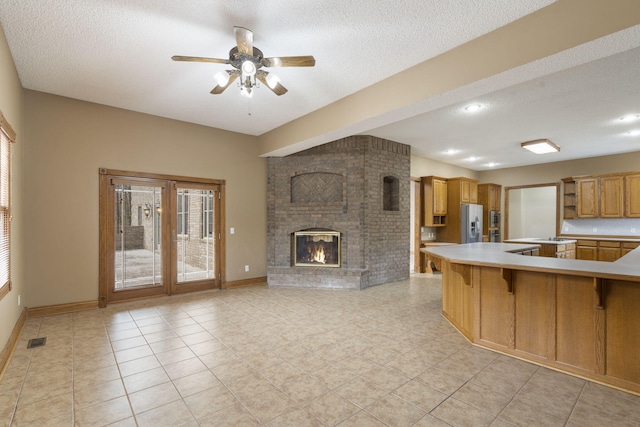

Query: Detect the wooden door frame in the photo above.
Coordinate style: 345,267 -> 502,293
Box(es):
504,182 -> 560,241
170,181 -> 223,295
412,177 -> 422,273
99,168 -> 226,307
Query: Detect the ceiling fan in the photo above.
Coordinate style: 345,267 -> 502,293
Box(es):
172,26 -> 316,97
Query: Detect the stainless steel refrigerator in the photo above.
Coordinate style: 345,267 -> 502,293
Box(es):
461,204 -> 483,243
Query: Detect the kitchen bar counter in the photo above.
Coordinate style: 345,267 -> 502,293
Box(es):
504,237 -> 576,244
423,242 -> 640,282
421,242 -> 640,395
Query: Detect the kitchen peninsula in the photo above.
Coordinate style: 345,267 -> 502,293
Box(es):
422,242 -> 640,395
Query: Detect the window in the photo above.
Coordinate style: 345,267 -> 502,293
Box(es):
0,111 -> 15,301
203,190 -> 214,238
177,190 -> 189,235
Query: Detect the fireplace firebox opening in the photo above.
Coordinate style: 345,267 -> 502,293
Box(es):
293,230 -> 340,267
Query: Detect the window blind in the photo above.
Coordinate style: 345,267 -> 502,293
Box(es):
0,112 -> 15,297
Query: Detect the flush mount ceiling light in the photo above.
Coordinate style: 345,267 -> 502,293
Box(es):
521,138 -> 560,154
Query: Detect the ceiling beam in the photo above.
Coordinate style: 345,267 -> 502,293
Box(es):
258,0 -> 640,157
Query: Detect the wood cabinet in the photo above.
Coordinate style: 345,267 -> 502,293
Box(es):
575,239 -> 635,262
562,179 -> 577,219
478,183 -> 501,234
421,176 -> 447,227
431,246 -> 640,395
563,171 -> 640,219
576,240 -> 597,260
539,242 -> 576,258
437,177 -> 479,243
625,173 -> 640,217
600,176 -> 624,218
576,178 -> 598,218
622,242 -> 640,256
598,241 -> 621,262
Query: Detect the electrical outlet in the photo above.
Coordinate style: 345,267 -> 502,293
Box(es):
564,226 -> 569,232
592,227 -> 597,233
244,265 -> 249,272
18,294 -> 20,306
632,228 -> 637,233
230,227 -> 235,235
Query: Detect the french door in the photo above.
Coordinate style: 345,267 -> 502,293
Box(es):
99,169 -> 224,306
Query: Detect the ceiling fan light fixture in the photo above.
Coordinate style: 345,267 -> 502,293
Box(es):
240,86 -> 253,98
265,73 -> 280,89
214,71 -> 230,86
521,138 -> 560,154
241,60 -> 256,77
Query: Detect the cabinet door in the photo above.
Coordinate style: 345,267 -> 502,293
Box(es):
490,185 -> 501,211
577,178 -> 598,218
460,180 -> 470,203
625,174 -> 640,217
469,180 -> 478,203
576,246 -> 597,260
598,247 -> 621,262
434,179 -> 448,215
600,176 -> 624,218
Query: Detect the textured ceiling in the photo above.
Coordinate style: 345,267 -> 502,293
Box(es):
0,0 -> 639,170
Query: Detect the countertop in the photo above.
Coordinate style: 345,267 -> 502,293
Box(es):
420,241 -> 457,246
561,236 -> 640,243
421,242 -> 640,282
504,238 -> 577,245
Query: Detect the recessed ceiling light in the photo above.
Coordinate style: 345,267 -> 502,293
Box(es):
444,149 -> 459,155
625,129 -> 640,136
521,138 -> 560,154
466,156 -> 479,162
619,114 -> 640,122
464,104 -> 483,113
485,162 -> 499,168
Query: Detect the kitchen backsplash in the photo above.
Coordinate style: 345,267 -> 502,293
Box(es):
562,219 -> 640,237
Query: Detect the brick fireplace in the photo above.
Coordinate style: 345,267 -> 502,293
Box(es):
267,135 -> 410,290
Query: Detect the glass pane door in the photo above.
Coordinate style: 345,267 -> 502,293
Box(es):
172,184 -> 220,293
115,183 -> 164,289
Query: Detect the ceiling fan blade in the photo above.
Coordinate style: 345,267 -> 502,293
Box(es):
172,55 -> 230,64
210,72 -> 239,94
256,72 -> 288,96
262,56 -> 316,67
234,26 -> 253,55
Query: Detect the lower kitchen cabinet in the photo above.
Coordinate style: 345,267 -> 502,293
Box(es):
576,240 -> 597,260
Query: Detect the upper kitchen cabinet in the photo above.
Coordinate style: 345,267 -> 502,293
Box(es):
563,171 -> 640,219
625,173 -> 640,217
421,176 -> 447,226
448,177 -> 478,204
599,175 -> 624,218
478,183 -> 501,212
576,178 -> 598,218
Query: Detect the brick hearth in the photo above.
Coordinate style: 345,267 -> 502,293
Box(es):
267,135 -> 410,289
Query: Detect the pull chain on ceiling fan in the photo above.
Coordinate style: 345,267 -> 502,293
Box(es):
172,26 -> 316,97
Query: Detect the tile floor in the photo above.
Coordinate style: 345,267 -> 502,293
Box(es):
1,273 -> 639,426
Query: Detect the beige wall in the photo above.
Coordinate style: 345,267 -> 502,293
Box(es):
478,151 -> 640,189
23,90 -> 266,307
0,25 -> 25,355
411,154 -> 479,180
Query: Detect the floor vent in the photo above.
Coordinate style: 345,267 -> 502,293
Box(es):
27,337 -> 47,349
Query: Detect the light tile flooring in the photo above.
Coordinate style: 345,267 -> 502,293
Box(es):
1,274 -> 640,426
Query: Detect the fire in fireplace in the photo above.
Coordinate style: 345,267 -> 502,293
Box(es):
293,230 -> 340,267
